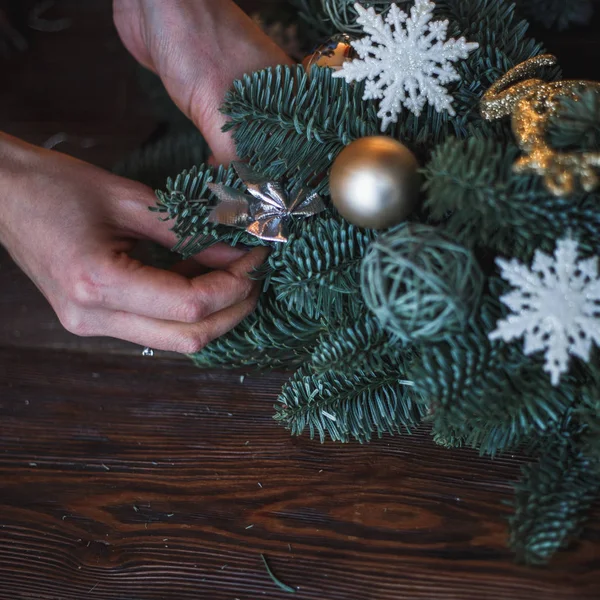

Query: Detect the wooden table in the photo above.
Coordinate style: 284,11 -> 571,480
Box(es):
1,2 -> 599,598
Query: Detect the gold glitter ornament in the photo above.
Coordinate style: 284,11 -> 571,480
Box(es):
481,54 -> 600,196
302,34 -> 358,72
330,137 -> 421,230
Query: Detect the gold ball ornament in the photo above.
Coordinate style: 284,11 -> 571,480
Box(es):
330,137 -> 421,230
302,34 -> 358,72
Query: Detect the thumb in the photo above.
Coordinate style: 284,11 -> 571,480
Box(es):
111,178 -> 251,267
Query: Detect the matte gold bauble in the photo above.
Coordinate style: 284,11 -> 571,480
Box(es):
302,34 -> 358,72
330,137 -> 421,229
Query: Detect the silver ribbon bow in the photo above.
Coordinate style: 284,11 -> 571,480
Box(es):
207,163 -> 326,243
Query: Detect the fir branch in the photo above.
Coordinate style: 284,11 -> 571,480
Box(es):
548,88 -> 600,152
275,367 -> 425,443
153,163 -> 262,257
287,0 -> 336,40
310,312 -> 399,375
430,420 -> 466,449
191,295 -> 324,370
113,130 -> 208,190
221,65 -> 380,193
320,1 -> 401,34
226,2 -> 544,158
142,0 -> 600,564
413,295 -> 581,456
441,0 -> 549,103
576,373 -> 600,462
423,136 -> 600,261
288,0 -> 404,37
435,0 -> 544,66
265,216 -> 377,319
509,437 -> 600,564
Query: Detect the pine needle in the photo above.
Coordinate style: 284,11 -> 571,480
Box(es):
260,554 -> 296,594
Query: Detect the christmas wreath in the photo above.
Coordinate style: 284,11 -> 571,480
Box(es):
121,0 -> 600,565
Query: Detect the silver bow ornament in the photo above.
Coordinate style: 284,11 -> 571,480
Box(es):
207,163 -> 326,243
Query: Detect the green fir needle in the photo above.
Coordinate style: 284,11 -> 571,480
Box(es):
260,554 -> 296,594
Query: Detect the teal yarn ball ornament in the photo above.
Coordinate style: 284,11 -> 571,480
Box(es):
361,223 -> 485,342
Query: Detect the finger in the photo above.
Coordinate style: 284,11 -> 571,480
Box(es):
170,259 -> 209,278
167,246 -> 253,275
109,179 -> 181,249
193,243 -> 252,269
111,181 -> 251,266
74,246 -> 269,323
91,289 -> 260,354
169,244 -> 253,276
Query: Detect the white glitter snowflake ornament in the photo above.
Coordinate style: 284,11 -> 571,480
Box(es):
489,238 -> 600,386
333,1 -> 479,131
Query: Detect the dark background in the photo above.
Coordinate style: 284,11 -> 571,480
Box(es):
0,2 -> 599,599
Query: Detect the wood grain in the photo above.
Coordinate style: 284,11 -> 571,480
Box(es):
0,348 -> 599,600
1,1 -> 600,598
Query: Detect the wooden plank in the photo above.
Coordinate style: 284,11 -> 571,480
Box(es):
0,3 -> 599,598
0,347 -> 598,600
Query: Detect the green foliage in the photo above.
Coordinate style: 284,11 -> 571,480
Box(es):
153,163 -> 264,257
295,0 -> 400,34
310,312 -> 398,375
287,0 -> 337,40
575,373 -> 600,462
222,65 -> 380,193
136,0 -> 600,565
423,136 -> 600,261
191,295 -> 324,370
113,130 -> 208,190
412,294 -> 582,457
548,88 -> 600,151
275,366 -> 425,443
509,435 -> 599,564
264,216 -> 377,319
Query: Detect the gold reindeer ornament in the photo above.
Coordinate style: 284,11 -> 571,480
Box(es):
480,54 -> 600,196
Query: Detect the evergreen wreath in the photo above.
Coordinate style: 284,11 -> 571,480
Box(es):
118,0 -> 600,565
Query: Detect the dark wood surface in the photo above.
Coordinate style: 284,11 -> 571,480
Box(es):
0,347 -> 599,600
1,2 -> 599,599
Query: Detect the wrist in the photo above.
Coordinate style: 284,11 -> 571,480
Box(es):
0,133 -> 41,247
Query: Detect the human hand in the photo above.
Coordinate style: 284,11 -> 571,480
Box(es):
0,133 -> 268,353
113,0 -> 294,164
